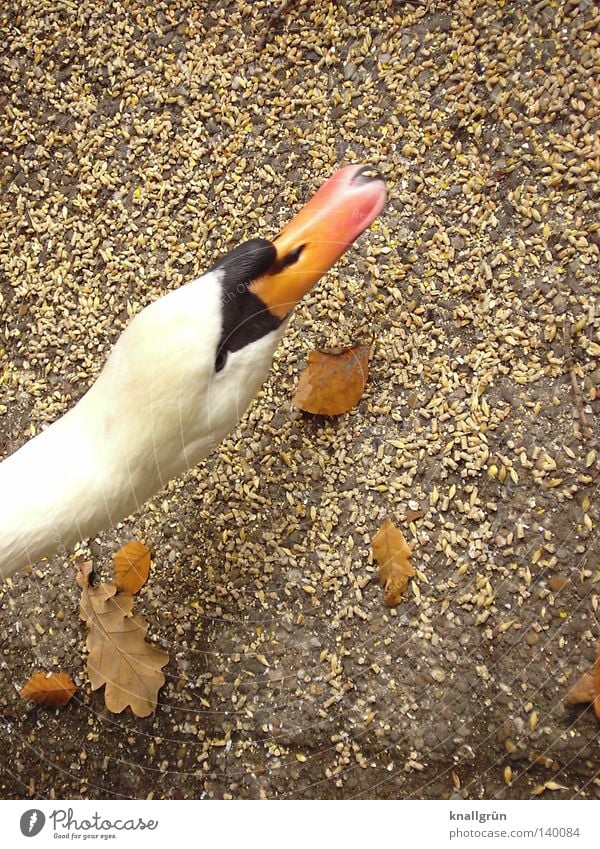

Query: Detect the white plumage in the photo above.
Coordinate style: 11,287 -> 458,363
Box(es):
0,270 -> 285,579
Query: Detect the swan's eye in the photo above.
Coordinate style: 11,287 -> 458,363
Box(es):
215,348 -> 228,372
281,244 -> 305,268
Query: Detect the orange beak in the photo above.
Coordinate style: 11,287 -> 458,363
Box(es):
249,164 -> 387,319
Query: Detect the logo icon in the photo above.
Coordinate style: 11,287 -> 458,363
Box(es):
19,810 -> 46,837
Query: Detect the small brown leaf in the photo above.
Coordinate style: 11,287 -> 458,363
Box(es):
19,671 -> 77,707
372,517 -> 415,606
595,644 -> 600,719
113,541 -> 151,594
566,671 -> 596,706
292,345 -> 370,416
565,640 -> 600,720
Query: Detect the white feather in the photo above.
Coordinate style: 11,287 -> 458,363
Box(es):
0,269 -> 285,579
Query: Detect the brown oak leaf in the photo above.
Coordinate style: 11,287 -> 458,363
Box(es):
113,540 -> 151,594
292,344 -> 370,416
77,562 -> 168,717
19,671 -> 77,707
372,517 -> 415,606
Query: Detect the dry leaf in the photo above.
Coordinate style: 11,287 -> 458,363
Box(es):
595,645 -> 600,719
77,562 -> 168,717
372,517 -> 415,606
19,671 -> 77,707
113,540 -> 151,594
565,642 -> 600,719
566,672 -> 596,705
292,344 -> 370,416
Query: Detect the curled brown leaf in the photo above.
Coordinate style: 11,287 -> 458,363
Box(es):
566,671 -> 595,706
372,517 -> 415,606
292,345 -> 370,416
19,671 -> 77,707
113,540 -> 151,594
565,641 -> 600,720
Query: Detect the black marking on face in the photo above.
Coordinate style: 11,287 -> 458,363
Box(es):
269,243 -> 305,274
209,238 -> 282,372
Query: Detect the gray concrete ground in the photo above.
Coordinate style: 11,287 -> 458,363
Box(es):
1,0 -> 599,799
